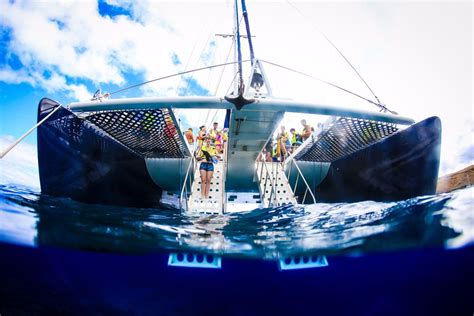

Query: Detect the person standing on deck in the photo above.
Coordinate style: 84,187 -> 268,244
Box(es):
197,125 -> 206,147
196,136 -> 219,199
184,128 -> 195,147
276,126 -> 289,162
301,119 -> 313,141
215,130 -> 223,154
290,128 -> 302,150
209,122 -> 220,141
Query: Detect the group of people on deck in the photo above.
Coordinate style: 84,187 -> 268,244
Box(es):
182,119 -> 312,199
263,119 -> 314,163
183,122 -> 228,199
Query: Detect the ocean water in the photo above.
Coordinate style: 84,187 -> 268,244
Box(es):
1,184 -> 472,259
1,184 -> 473,315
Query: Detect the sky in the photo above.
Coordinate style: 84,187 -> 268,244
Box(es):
0,0 -> 472,189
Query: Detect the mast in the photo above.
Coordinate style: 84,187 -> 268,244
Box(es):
234,0 -> 243,94
225,0 -> 257,109
233,0 -> 238,95
240,0 -> 255,64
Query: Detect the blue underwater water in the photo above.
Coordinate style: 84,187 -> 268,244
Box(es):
0,184 -> 473,315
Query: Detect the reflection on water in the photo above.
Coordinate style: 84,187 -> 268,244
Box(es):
0,184 -> 472,259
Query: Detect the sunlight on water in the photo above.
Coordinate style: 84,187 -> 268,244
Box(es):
0,184 -> 472,259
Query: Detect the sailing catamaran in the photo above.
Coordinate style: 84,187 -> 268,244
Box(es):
35,1 -> 441,214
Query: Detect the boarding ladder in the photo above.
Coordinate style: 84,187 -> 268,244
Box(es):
180,155 -> 226,215
256,162 -> 297,207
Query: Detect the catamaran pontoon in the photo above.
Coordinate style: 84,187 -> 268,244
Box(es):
35,1 -> 441,213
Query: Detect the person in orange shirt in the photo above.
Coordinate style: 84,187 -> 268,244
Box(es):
184,128 -> 195,146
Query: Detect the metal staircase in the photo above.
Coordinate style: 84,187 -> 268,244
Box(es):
256,162 -> 297,207
187,161 -> 225,214
180,155 -> 226,215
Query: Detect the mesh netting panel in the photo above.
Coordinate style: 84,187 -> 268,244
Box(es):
295,117 -> 399,162
85,109 -> 188,158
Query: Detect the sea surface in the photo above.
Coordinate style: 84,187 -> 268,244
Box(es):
1,184 -> 472,259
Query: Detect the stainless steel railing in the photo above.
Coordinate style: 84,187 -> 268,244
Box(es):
285,159 -> 316,204
179,154 -> 197,212
256,160 -> 278,207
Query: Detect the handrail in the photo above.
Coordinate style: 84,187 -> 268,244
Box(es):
256,160 -> 278,207
286,159 -> 316,204
221,141 -> 229,213
179,154 -> 196,212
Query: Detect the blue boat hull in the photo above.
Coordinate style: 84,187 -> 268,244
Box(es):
316,116 -> 442,202
37,98 -> 162,207
38,98 -> 441,206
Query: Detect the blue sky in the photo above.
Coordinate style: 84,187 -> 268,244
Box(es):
0,0 -> 472,188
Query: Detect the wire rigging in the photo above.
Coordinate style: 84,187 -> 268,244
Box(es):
261,59 -> 395,113
109,60 -> 250,97
285,0 -> 394,114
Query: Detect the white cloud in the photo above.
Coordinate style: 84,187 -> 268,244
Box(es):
0,135 -> 40,190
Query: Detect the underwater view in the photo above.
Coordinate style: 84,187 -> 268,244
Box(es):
1,183 -> 473,315
1,0 -> 473,315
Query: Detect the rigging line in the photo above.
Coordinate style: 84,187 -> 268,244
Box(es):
285,0 -> 391,113
174,22 -> 207,96
205,38 -> 219,91
214,34 -> 236,95
261,59 -> 396,113
225,70 -> 240,96
109,60 -> 250,96
207,109 -> 220,130
180,11 -> 223,96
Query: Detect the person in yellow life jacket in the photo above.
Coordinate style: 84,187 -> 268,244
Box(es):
290,128 -> 302,150
276,126 -> 289,162
197,125 -> 206,147
209,122 -> 219,140
196,136 -> 219,199
214,130 -> 223,154
184,128 -> 195,146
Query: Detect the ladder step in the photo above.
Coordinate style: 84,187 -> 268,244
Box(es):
168,253 -> 222,269
278,256 -> 328,270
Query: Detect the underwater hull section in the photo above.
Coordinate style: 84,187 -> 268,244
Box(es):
315,116 -> 442,203
37,98 -> 162,207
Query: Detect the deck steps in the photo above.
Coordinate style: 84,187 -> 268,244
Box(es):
256,162 -> 297,207
187,161 -> 225,214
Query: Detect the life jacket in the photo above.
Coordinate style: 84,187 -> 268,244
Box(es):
185,131 -> 194,144
209,128 -> 219,140
291,132 -> 302,144
199,144 -> 217,162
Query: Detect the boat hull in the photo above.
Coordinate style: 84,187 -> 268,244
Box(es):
315,116 -> 442,202
37,98 -> 162,207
